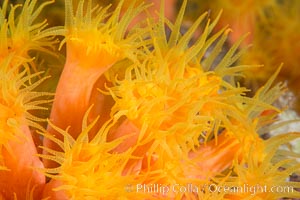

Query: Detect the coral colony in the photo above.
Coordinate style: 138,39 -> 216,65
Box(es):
0,0 -> 300,199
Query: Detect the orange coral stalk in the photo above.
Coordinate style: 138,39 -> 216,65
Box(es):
0,124 -> 45,200
184,133 -> 240,179
43,0 -> 149,167
123,0 -> 176,29
107,119 -> 140,153
42,179 -> 68,200
204,0 -> 276,46
0,57 -> 51,199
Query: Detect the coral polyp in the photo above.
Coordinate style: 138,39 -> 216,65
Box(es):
0,0 -> 299,199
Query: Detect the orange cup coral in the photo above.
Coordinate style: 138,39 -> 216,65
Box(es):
0,0 -> 300,199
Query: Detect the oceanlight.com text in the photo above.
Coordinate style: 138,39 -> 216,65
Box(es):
124,183 -> 295,196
